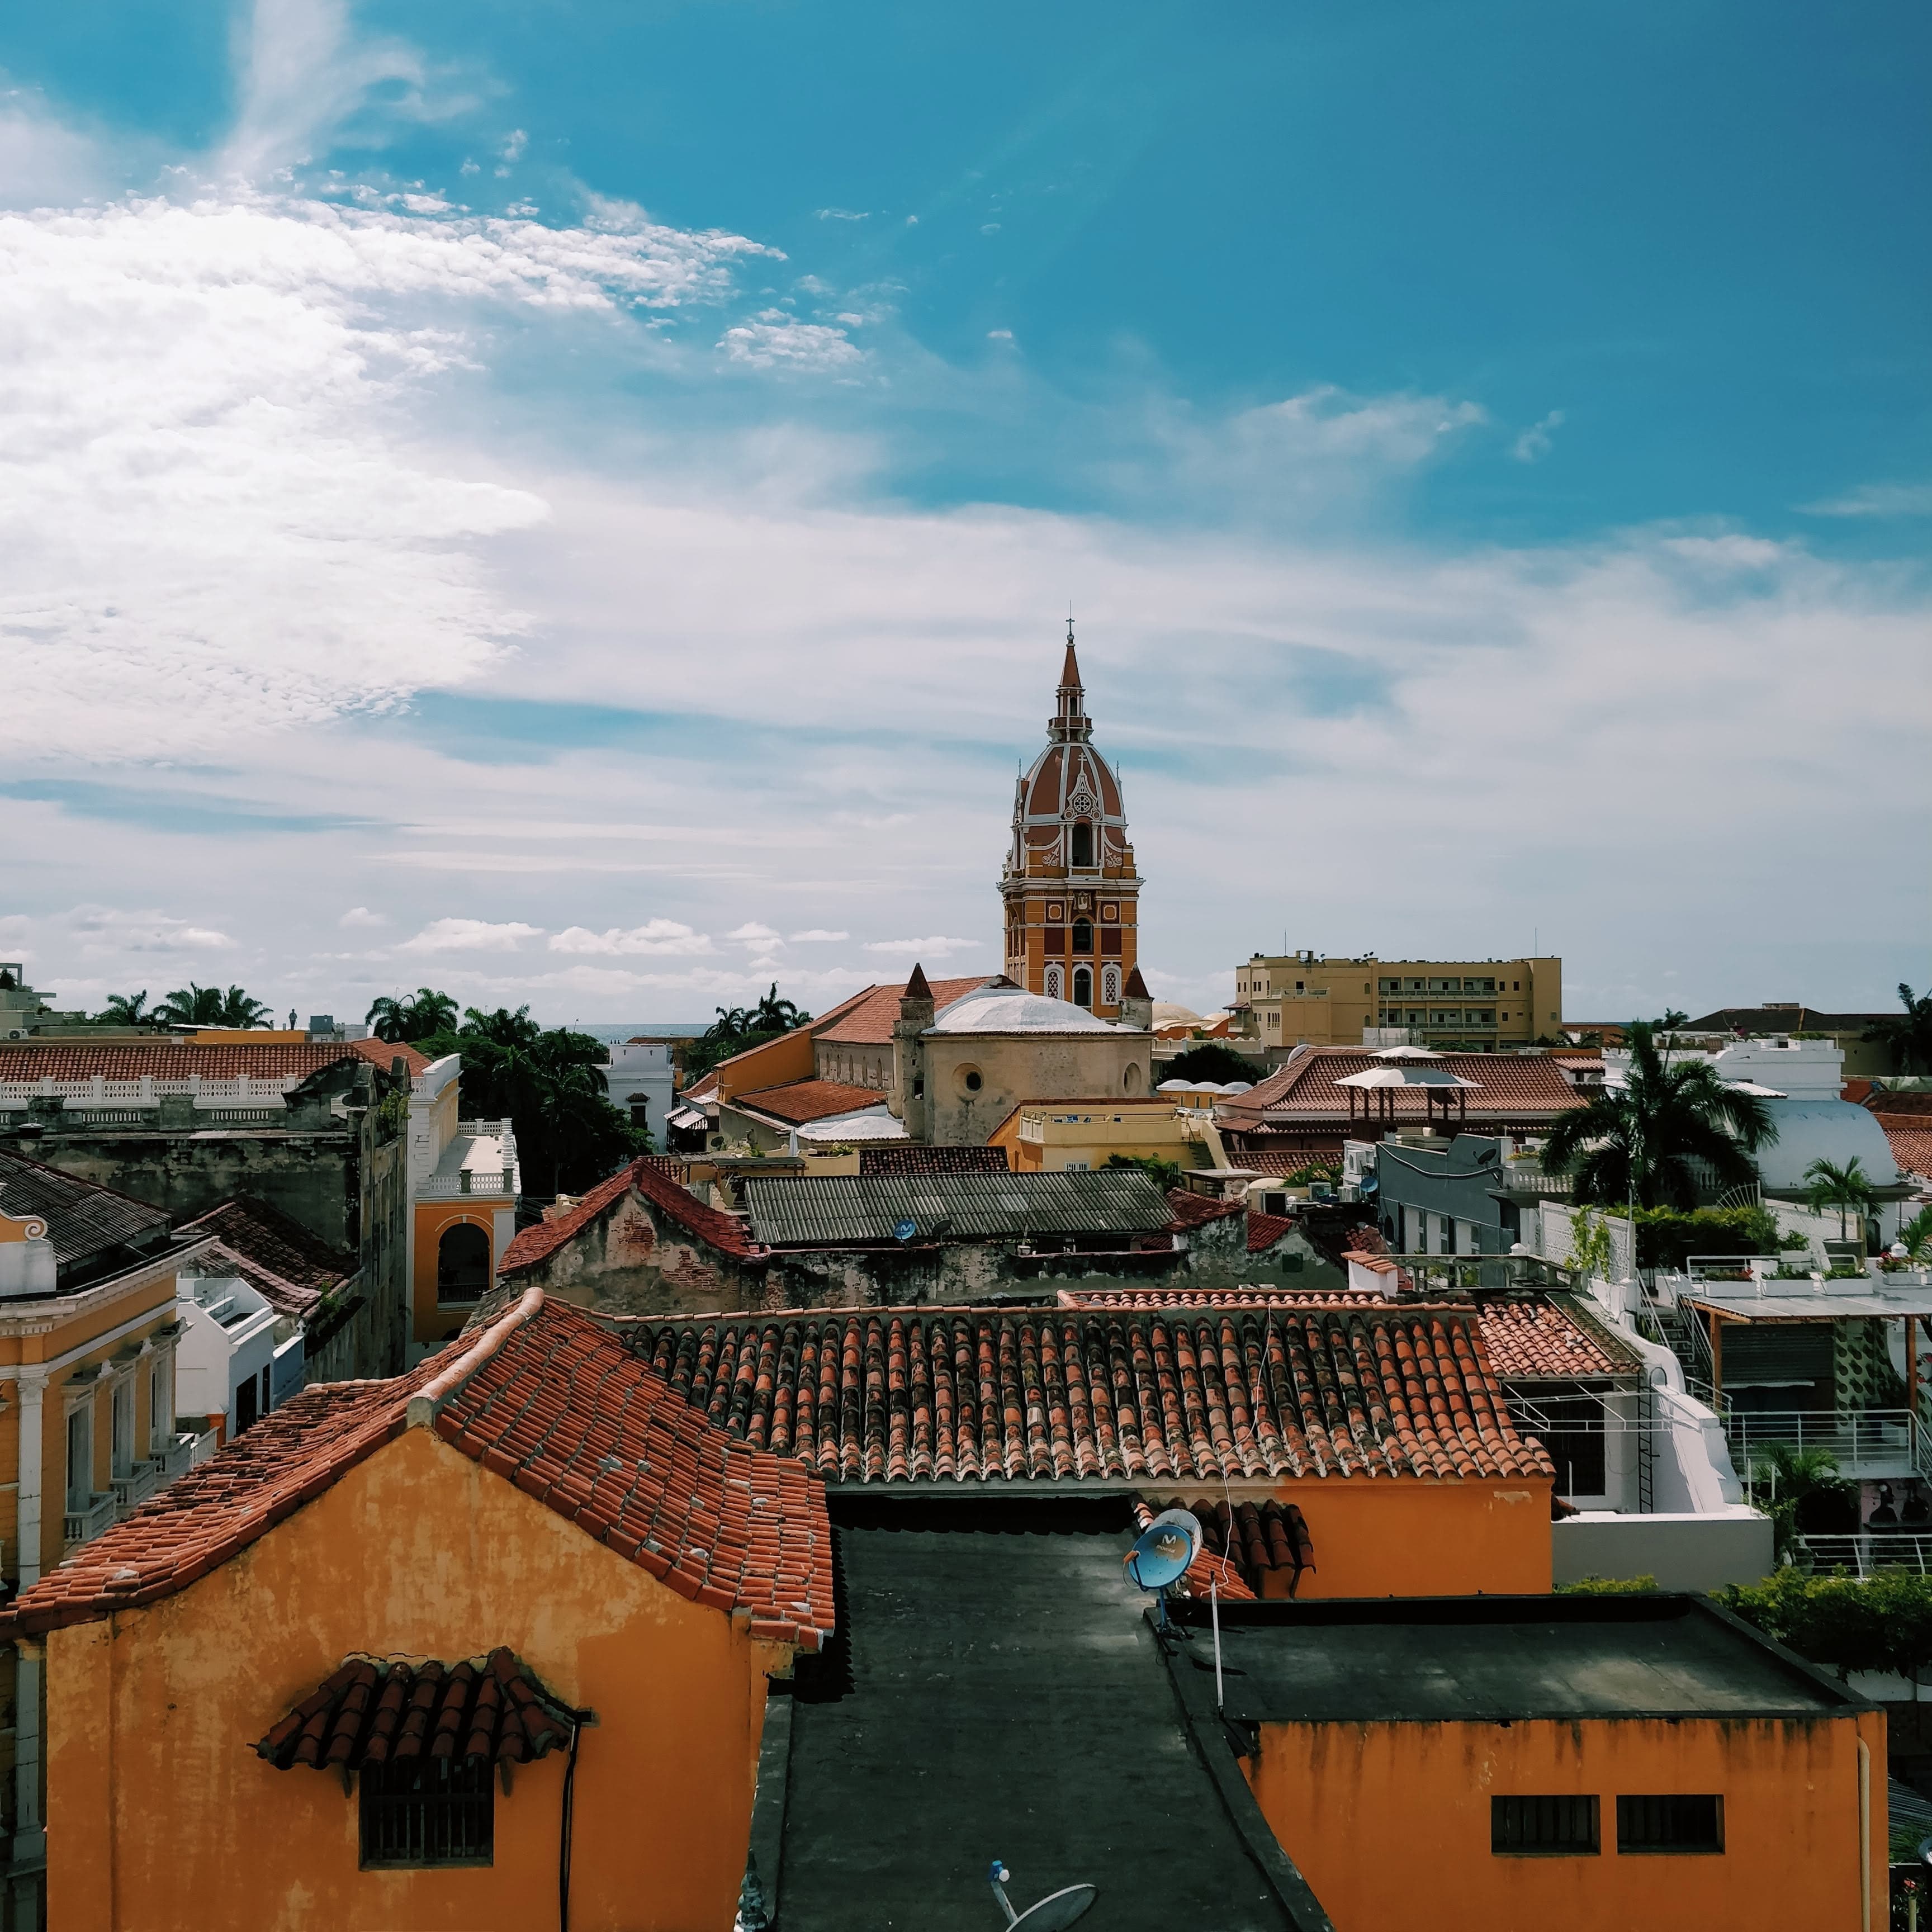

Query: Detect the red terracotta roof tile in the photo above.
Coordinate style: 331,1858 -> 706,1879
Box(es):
3,1294 -> 834,1652
0,1039 -> 427,1082
499,1157 -> 762,1279
1478,1296 -> 1644,1380
1247,1211 -> 1295,1253
1218,1048 -> 1582,1129
1131,1497 -> 1313,1598
176,1197 -> 354,1319
1163,1188 -> 1244,1232
809,977 -> 989,1046
1057,1288 -> 1383,1311
1881,1122 -> 1932,1182
624,1303 -> 1553,1485
732,1079 -> 891,1126
255,1647 -> 573,1770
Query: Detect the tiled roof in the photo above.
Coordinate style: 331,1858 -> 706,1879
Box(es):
1132,1497 -> 1316,1599
1130,1501 -> 1256,1602
1867,1091 -> 1932,1118
1479,1296 -> 1644,1380
1162,1188 -> 1244,1233
0,1146 -> 172,1265
176,1198 -> 352,1318
0,1038 -> 427,1082
740,1169 -> 1175,1247
732,1079 -> 891,1126
498,1157 -> 761,1279
1058,1287 -> 1380,1310
1686,1005 -> 1893,1033
1221,1133 -> 1347,1168
809,976 -> 989,1046
255,1648 -> 574,1771
626,1304 -> 1554,1483
1218,1049 -> 1581,1127
3,1293 -> 835,1650
1247,1211 -> 1295,1252
1882,1123 -> 1932,1183
858,1145 -> 1010,1177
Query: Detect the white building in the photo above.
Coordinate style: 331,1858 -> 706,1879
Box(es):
598,1038 -> 678,1148
173,1272 -> 302,1437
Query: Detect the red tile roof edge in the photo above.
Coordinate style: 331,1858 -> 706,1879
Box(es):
1247,1211 -> 1295,1253
408,1286 -> 547,1424
499,1158 -> 765,1279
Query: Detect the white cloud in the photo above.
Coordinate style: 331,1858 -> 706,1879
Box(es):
338,906 -> 387,927
863,936 -> 984,958
718,315 -> 864,371
0,189 -> 772,759
400,918 -> 543,953
814,208 -> 870,222
726,921 -> 784,952
789,929 -> 850,942
1511,409 -> 1565,463
499,129 -> 528,164
1800,482 -> 1932,518
548,921 -> 714,956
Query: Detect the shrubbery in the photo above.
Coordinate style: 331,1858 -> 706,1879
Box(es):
1717,1568 -> 1932,1682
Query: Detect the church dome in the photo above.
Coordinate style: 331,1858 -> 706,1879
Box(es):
927,983 -> 1121,1035
1006,630 -> 1133,877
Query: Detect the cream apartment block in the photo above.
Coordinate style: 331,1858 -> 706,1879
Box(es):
1233,952 -> 1565,1052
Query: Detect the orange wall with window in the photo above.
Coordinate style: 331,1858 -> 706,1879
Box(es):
1246,1711 -> 1886,1931
42,1423 -> 788,1932
412,1204 -> 501,1348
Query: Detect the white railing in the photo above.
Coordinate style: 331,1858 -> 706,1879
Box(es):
111,1464 -> 160,1512
1725,1408 -> 1925,1479
63,1493 -> 116,1552
1796,1532 -> 1932,1578
418,1171 -> 515,1199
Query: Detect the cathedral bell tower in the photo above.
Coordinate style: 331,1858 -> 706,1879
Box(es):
998,623 -> 1142,1016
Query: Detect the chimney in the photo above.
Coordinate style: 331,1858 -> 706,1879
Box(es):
892,964 -> 936,1140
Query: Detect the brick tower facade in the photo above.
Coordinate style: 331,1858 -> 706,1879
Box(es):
999,626 -> 1142,1017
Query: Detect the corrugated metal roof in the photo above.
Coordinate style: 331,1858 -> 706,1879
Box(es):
740,1168 -> 1175,1247
0,1147 -> 172,1265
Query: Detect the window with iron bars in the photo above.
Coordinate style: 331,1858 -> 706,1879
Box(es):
359,1757 -> 494,1867
1491,1794 -> 1599,1855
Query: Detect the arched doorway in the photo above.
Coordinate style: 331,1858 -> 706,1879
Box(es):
1073,965 -> 1093,1008
437,1221 -> 491,1304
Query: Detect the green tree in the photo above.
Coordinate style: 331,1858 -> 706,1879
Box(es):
156,983 -> 271,1028
1105,1153 -> 1183,1193
1804,1155 -> 1879,1241
1165,1042 -> 1258,1086
366,987 -> 460,1044
1897,1205 -> 1932,1265
96,991 -> 151,1026
1542,1019 -> 1776,1209
683,984 -> 813,1079
1865,983 -> 1932,1077
1746,1442 -> 1849,1562
419,1006 -> 646,1196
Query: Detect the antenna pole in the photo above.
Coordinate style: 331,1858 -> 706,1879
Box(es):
1210,1574 -> 1224,1710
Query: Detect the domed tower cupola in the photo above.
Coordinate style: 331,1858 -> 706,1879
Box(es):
998,621 -> 1143,1019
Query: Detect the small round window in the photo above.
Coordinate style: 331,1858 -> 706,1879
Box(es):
964,1070 -> 983,1092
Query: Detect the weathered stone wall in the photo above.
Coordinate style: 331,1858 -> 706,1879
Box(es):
517,1190 -> 765,1317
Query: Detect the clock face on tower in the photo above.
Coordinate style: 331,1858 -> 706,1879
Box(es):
998,626 -> 1140,1017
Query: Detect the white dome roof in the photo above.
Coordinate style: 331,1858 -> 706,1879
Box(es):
1755,1100 -> 1903,1191
927,986 -> 1121,1035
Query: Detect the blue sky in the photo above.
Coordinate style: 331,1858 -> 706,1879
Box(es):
1,1 -> 1927,1025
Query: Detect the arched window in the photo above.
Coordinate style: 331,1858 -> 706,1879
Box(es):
1070,821 -> 1094,868
1072,918 -> 1093,954
1044,964 -> 1064,1001
1102,964 -> 1120,1006
1123,1061 -> 1143,1095
1073,966 -> 1093,1008
437,1222 -> 491,1304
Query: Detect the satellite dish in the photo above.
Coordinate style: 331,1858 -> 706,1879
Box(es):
988,1862 -> 1096,1932
893,1218 -> 918,1242
1124,1508 -> 1202,1592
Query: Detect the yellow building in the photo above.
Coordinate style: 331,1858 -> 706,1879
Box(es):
989,1096 -> 1228,1173
0,1148 -> 228,1925
1234,951 -> 1565,1052
1000,627 -> 1142,1018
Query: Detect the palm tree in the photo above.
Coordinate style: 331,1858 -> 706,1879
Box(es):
1749,1442 -> 1848,1561
96,991 -> 150,1026
1865,983 -> 1932,1077
1898,1206 -> 1932,1265
749,984 -> 808,1034
217,987 -> 271,1028
156,983 -> 269,1028
1543,1020 -> 1778,1209
1805,1156 -> 1879,1241
366,987 -> 460,1044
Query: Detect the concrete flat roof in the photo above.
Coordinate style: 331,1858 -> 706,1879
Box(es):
1685,1280 -> 1932,1322
1169,1594 -> 1860,1724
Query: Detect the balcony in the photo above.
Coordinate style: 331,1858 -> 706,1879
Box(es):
1725,1408 -> 1927,1484
63,1492 -> 116,1552
1794,1531 -> 1932,1578
418,1169 -> 515,1200
111,1463 -> 162,1512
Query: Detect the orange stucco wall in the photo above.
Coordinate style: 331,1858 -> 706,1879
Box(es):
44,1424 -> 782,1932
1143,1477 -> 1554,1597
1247,1711 -> 1887,1932
412,1203 -> 501,1347
714,1030 -> 817,1105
